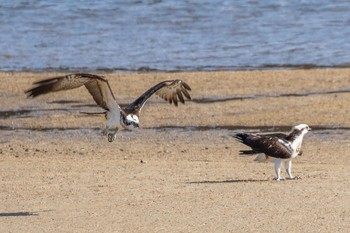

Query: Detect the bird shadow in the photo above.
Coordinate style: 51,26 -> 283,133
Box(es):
0,210 -> 53,217
186,179 -> 269,184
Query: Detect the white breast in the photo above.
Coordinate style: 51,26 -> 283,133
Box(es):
291,133 -> 305,152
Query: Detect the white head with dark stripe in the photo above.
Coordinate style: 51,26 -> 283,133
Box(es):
122,113 -> 140,129
290,124 -> 311,135
289,124 -> 311,151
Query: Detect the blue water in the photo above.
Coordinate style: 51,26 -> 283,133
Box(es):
1,0 -> 350,72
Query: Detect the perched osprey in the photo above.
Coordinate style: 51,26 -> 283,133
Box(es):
25,73 -> 191,142
233,124 -> 311,180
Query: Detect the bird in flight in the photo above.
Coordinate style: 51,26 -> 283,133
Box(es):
233,124 -> 311,180
26,73 -> 191,142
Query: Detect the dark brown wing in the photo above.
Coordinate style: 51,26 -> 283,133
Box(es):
233,132 -> 288,155
260,137 -> 293,159
25,73 -> 119,111
262,133 -> 288,138
234,133 -> 293,159
124,80 -> 191,115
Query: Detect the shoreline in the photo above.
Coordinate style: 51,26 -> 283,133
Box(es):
2,63 -> 350,73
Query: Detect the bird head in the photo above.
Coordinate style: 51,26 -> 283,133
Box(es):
288,124 -> 311,153
123,114 -> 140,129
293,124 -> 312,133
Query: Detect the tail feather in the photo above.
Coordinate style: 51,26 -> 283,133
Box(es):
232,133 -> 250,143
234,133 -> 261,156
239,150 -> 258,155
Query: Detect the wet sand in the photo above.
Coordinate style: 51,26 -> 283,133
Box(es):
1,69 -> 350,232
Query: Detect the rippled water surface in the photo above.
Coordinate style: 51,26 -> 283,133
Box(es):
1,0 -> 350,72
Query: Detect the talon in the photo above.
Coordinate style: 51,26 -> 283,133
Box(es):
273,177 -> 286,181
289,176 -> 301,180
108,133 -> 116,142
102,128 -> 109,135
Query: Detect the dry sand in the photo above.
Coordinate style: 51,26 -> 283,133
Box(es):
1,69 -> 350,232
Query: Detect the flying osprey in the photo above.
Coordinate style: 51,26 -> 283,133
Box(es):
233,124 -> 311,180
25,73 -> 191,142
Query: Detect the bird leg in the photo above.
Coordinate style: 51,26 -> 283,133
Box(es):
273,160 -> 285,181
285,161 -> 301,180
107,128 -> 118,142
285,160 -> 293,179
101,127 -> 109,135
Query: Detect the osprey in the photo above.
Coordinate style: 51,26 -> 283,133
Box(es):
233,124 -> 311,180
25,73 -> 191,142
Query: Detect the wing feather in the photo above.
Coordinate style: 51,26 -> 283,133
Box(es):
234,133 -> 293,159
176,89 -> 185,104
124,79 -> 191,114
26,74 -> 89,97
83,78 -> 117,110
25,73 -> 119,111
180,83 -> 191,99
172,92 -> 178,106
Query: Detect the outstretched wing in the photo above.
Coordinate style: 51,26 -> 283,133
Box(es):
124,80 -> 191,115
25,73 -> 119,111
234,133 -> 293,159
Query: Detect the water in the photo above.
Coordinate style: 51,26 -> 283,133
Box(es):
1,0 -> 350,72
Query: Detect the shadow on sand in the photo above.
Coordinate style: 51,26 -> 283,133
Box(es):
0,210 -> 53,217
187,179 -> 269,184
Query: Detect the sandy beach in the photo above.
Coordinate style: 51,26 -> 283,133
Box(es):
1,69 -> 350,232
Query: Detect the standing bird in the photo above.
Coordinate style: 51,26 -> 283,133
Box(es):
25,73 -> 191,142
233,124 -> 311,180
